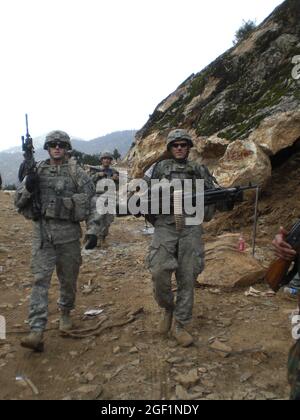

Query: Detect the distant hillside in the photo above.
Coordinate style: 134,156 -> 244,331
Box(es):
0,130 -> 136,186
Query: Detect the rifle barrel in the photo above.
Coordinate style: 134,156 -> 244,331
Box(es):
25,114 -> 29,137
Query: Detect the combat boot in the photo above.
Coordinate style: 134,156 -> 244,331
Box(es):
85,234 -> 97,250
21,332 -> 44,352
159,310 -> 173,335
59,310 -> 73,332
173,322 -> 194,347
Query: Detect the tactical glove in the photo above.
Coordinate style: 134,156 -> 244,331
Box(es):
25,173 -> 38,193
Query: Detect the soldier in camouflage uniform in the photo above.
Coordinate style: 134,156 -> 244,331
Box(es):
273,227 -> 300,400
85,152 -> 119,249
15,131 -> 95,352
144,129 -> 233,347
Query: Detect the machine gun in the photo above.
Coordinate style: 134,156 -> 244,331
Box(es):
117,184 -> 260,255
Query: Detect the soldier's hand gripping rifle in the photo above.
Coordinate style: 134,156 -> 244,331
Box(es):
18,114 -> 41,219
265,221 -> 300,292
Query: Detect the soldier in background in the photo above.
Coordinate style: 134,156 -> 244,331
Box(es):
85,152 -> 119,250
15,131 -> 95,352
0,172 -> 2,190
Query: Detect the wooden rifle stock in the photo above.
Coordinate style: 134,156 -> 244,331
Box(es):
265,258 -> 293,292
265,220 -> 300,292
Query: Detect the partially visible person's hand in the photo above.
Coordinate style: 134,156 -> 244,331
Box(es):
272,227 -> 297,261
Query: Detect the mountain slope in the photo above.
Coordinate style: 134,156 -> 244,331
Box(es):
126,0 -> 300,187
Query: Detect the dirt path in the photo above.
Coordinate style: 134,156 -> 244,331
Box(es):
0,190 -> 297,400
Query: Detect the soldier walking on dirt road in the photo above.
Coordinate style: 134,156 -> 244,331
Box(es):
15,131 -> 95,352
144,129 -> 234,347
85,151 -> 119,250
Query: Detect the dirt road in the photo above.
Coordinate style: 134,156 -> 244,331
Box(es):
0,190 -> 297,400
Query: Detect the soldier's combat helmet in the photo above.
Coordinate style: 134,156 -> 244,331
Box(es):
44,130 -> 72,150
166,129 -> 194,149
100,151 -> 114,162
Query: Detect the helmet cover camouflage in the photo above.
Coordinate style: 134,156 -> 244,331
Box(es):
100,151 -> 114,162
166,129 -> 194,149
44,130 -> 72,150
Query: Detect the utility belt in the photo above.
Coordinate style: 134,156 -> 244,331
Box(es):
43,193 -> 90,222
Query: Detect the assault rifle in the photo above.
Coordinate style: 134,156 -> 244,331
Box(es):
265,220 -> 300,292
18,114 -> 41,219
18,114 -> 35,182
86,165 -> 114,178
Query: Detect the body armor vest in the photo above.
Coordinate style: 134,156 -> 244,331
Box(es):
37,162 -> 78,221
154,160 -> 207,192
150,159 -> 215,228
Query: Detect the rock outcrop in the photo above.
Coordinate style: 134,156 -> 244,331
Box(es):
127,0 -> 300,187
198,234 -> 266,289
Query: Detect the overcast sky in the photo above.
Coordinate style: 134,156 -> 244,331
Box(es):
0,0 -> 284,151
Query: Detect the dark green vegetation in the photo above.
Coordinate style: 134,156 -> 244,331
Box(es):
233,20 -> 257,45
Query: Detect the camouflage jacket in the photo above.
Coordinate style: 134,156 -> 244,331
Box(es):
15,160 -> 96,245
89,166 -> 119,184
88,166 -> 119,196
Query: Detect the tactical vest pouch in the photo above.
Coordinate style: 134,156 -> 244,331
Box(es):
44,197 -> 73,221
72,193 -> 90,222
44,199 -> 57,219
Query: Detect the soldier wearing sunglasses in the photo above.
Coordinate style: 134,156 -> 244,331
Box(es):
144,129 -> 230,347
15,130 -> 95,352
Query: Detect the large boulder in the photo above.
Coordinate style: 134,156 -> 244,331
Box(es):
213,140 -> 272,188
198,234 -> 266,289
249,110 -> 300,155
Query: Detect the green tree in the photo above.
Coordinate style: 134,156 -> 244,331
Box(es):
233,20 -> 256,45
113,148 -> 121,161
4,184 -> 16,191
71,149 -> 99,166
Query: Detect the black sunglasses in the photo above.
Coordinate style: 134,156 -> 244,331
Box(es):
48,142 -> 68,149
171,142 -> 188,149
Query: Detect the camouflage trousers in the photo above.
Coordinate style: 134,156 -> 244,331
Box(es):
29,239 -> 82,332
288,339 -> 300,400
86,212 -> 114,240
147,223 -> 204,325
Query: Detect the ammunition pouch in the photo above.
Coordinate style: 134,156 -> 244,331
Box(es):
44,197 -> 72,221
71,193 -> 90,222
43,194 -> 90,222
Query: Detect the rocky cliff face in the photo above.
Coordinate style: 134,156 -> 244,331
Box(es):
127,0 -> 300,188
